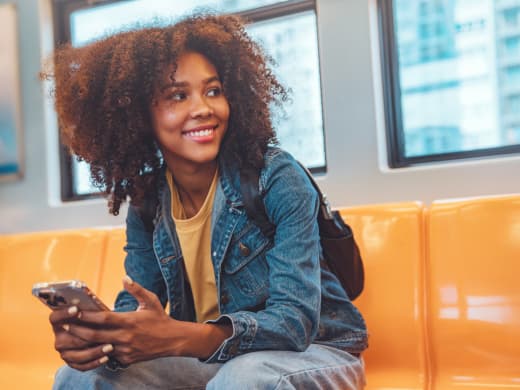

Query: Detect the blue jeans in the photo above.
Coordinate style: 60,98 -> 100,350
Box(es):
53,344 -> 365,389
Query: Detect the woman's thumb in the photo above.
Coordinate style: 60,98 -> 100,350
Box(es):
122,275 -> 162,311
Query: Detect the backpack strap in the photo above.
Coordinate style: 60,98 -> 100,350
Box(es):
294,162 -> 334,220
240,162 -> 327,238
240,168 -> 276,238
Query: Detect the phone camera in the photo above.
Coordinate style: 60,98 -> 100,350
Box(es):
38,292 -> 50,300
38,290 -> 67,307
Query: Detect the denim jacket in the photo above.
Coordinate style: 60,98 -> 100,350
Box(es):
115,148 -> 368,363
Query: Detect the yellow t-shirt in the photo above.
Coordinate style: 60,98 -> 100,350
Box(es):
166,169 -> 219,323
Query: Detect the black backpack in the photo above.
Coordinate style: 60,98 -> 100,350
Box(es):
240,163 -> 365,300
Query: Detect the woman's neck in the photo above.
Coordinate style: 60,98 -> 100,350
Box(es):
168,162 -> 217,218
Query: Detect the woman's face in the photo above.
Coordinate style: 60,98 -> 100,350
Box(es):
150,51 -> 230,172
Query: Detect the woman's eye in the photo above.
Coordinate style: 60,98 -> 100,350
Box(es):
207,87 -> 222,97
167,91 -> 186,101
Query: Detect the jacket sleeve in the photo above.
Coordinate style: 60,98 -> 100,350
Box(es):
114,204 -> 167,312
203,151 -> 322,363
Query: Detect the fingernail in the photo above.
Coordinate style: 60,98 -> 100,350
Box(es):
62,324 -> 70,332
102,344 -> 114,353
99,356 -> 109,364
68,306 -> 78,315
123,275 -> 133,285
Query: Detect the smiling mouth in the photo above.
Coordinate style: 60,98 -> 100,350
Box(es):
182,125 -> 218,140
184,128 -> 214,137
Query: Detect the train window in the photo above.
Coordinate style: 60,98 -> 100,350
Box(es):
378,0 -> 520,168
52,0 -> 325,199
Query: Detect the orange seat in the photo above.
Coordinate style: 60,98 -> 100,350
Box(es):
341,202 -> 428,390
97,227 -> 127,308
3,195 -> 519,389
0,229 -> 107,389
427,195 -> 520,389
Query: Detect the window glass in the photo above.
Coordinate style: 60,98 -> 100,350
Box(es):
392,0 -> 520,159
66,0 -> 325,195
73,158 -> 96,195
70,0 -> 281,46
247,11 -> 325,169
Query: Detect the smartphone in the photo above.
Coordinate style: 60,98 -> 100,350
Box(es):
32,280 -> 109,311
32,280 -> 128,370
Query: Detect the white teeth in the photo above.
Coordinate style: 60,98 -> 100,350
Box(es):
186,129 -> 213,137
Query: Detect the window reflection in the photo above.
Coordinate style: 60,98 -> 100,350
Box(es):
248,11 -> 325,169
394,0 -> 520,157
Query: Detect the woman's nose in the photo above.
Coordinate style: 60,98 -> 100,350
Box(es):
190,95 -> 213,118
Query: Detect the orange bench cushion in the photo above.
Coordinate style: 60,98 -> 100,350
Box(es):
427,195 -> 520,389
341,202 -> 428,390
0,229 -> 107,389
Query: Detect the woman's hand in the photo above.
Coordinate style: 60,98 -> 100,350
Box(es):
49,305 -> 114,371
57,276 -> 232,370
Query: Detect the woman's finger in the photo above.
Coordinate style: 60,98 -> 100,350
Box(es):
62,322 -> 118,345
66,356 -> 110,372
49,305 -> 81,326
54,328 -> 94,351
60,343 -> 114,368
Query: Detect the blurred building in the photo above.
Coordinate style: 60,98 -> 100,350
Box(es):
495,0 -> 520,145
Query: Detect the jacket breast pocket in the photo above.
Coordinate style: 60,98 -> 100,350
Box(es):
222,223 -> 272,295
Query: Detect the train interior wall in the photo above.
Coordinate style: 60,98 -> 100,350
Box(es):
0,0 -> 519,234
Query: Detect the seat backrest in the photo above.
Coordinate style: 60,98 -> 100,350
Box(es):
340,202 -> 428,390
427,194 -> 520,389
0,229 -> 107,364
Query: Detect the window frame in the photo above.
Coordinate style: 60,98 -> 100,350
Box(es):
51,0 -> 323,201
377,0 -> 520,169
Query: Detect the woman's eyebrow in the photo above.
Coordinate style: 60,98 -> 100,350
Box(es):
203,76 -> 221,84
160,76 -> 221,92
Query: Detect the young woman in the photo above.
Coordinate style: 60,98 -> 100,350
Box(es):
45,13 -> 368,389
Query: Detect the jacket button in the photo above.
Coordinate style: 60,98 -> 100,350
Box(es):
229,343 -> 239,355
239,242 -> 251,256
221,294 -> 230,305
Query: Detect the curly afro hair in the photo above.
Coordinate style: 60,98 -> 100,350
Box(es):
43,13 -> 287,215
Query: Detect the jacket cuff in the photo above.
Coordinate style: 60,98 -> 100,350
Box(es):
200,313 -> 258,363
